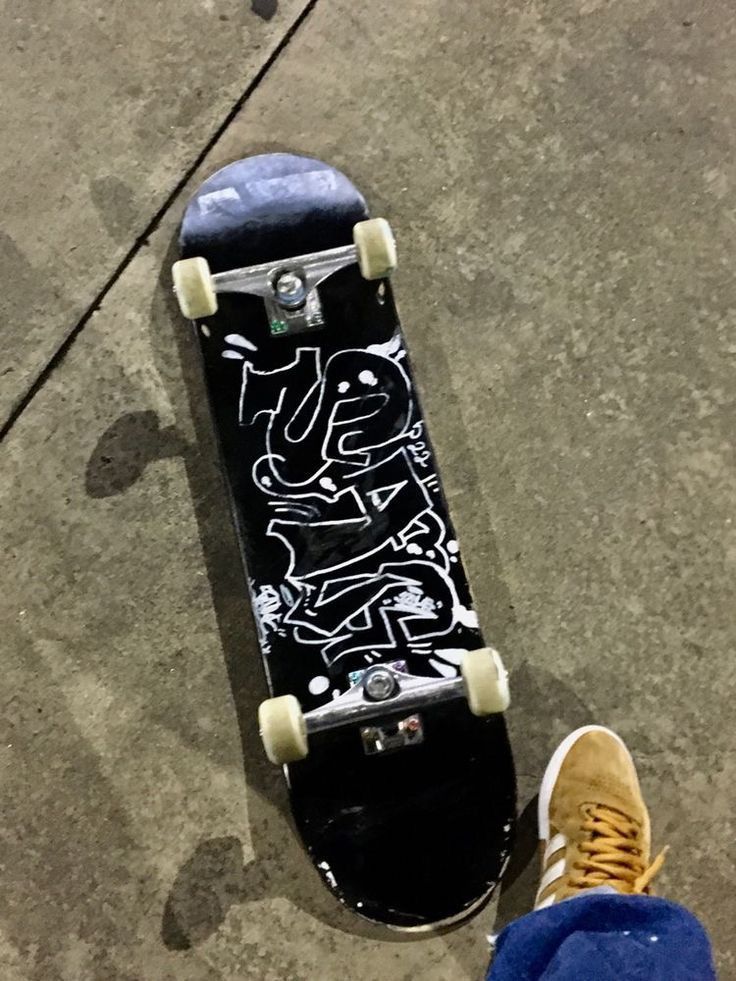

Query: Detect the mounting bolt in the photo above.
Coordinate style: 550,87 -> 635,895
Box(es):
363,667 -> 398,702
274,271 -> 307,308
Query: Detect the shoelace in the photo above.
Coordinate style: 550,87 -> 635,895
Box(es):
568,804 -> 668,894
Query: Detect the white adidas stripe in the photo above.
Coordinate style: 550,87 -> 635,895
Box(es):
534,834 -> 568,909
544,832 -> 566,862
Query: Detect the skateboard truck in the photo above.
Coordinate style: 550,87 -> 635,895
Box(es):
212,243 -> 361,336
172,218 -> 397,336
258,647 -> 510,765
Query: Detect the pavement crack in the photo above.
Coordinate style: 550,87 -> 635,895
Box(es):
0,0 -> 320,444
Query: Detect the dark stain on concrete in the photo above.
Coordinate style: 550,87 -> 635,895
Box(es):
251,0 -> 278,21
90,176 -> 139,245
0,231 -> 53,325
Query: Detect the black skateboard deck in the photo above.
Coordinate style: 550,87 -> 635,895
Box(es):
175,153 -> 516,929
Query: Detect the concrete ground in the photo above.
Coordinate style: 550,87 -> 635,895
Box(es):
2,0 -> 735,978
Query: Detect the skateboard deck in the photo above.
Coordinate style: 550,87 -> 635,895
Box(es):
175,153 -> 516,929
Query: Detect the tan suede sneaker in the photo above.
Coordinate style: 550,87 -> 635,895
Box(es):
535,725 -> 667,910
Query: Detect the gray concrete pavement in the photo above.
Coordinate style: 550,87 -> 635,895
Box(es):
2,0 -> 736,977
0,0 -> 310,428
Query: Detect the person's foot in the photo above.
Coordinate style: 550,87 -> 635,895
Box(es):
535,725 -> 667,910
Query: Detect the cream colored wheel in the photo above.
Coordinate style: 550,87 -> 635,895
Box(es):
172,257 -> 218,319
353,218 -> 397,280
461,647 -> 510,716
258,694 -> 308,765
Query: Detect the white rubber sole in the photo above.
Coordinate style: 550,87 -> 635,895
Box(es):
537,725 -> 633,841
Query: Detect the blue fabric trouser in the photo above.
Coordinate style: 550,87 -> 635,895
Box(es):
486,891 -> 716,980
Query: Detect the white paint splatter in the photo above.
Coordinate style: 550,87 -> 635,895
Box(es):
225,333 -> 257,351
222,350 -> 244,360
392,588 -> 436,614
319,476 -> 337,491
453,604 -> 479,628
318,859 -> 337,885
650,936 -> 659,942
308,676 -> 330,696
447,539 -> 459,554
429,658 -> 456,678
367,334 -> 404,359
332,689 -> 341,700
337,381 -> 350,393
434,648 -> 467,665
359,369 -> 378,386
254,585 -> 282,637
406,543 -> 422,555
200,324 -> 211,338
261,476 -> 272,487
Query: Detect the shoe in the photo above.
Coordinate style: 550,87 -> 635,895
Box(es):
535,725 -> 667,910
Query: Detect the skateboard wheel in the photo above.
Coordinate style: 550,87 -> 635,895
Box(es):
461,648 -> 510,716
172,257 -> 218,319
258,694 -> 308,765
353,218 -> 397,280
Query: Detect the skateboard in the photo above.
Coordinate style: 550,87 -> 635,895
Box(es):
172,153 -> 516,930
